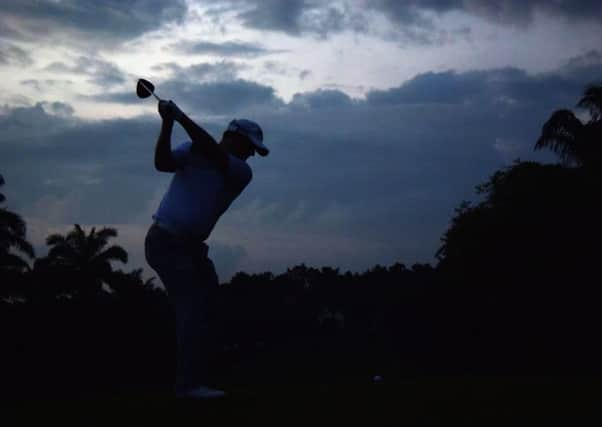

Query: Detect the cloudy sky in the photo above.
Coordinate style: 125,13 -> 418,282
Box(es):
1,0 -> 601,284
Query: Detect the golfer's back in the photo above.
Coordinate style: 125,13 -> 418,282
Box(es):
153,141 -> 252,241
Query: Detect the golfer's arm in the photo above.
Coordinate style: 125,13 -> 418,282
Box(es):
178,114 -> 229,172
154,118 -> 177,172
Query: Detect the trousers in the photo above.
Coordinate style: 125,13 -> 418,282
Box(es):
144,223 -> 219,392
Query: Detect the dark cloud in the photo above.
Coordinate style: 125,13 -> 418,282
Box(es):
366,70 -> 486,105
239,0 -> 306,34
365,67 -> 584,109
299,70 -> 312,80
159,79 -> 284,114
101,62 -> 268,114
558,50 -> 602,85
290,89 -> 354,110
227,0 -> 601,42
0,0 -> 187,45
3,57 -> 600,279
263,61 -> 288,75
368,0 -> 602,27
20,79 -> 75,92
262,61 -> 309,79
152,61 -> 249,82
236,0 -> 366,37
98,78 -> 283,115
0,102 -> 74,141
0,42 -> 33,66
471,0 -> 602,25
565,50 -> 602,69
42,101 -> 75,117
0,106 -> 158,222
169,40 -> 280,58
367,0 -> 440,26
45,56 -> 127,87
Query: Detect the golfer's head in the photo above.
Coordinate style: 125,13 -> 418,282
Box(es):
222,119 -> 268,160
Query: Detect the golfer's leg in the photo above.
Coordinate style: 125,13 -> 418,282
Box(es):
146,262 -> 209,391
145,227 -> 219,392
144,227 -> 206,391
169,255 -> 218,392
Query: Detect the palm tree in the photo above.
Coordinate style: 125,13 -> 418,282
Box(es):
40,224 -> 128,298
1,174 -> 35,301
535,84 -> 602,169
0,175 -> 35,297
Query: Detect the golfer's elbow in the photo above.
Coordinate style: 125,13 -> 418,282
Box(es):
154,156 -> 177,172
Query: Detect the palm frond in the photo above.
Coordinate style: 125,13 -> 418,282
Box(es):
94,245 -> 128,265
73,224 -> 85,236
143,276 -> 157,288
535,109 -> 584,165
577,84 -> 602,122
87,227 -> 118,258
12,236 -> 35,259
0,208 -> 33,258
0,208 -> 27,236
46,233 -> 66,246
69,224 -> 87,256
95,227 -> 118,242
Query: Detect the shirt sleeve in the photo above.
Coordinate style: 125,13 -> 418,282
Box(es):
171,141 -> 193,169
225,154 -> 253,192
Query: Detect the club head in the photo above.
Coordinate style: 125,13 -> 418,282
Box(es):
136,79 -> 155,99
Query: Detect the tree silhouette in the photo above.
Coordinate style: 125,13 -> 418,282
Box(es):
435,160 -> 595,282
35,224 -> 128,298
108,267 -> 164,302
0,174 -> 35,299
439,85 -> 602,283
535,84 -> 602,169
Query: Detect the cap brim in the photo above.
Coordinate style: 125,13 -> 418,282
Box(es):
249,136 -> 269,156
256,146 -> 269,156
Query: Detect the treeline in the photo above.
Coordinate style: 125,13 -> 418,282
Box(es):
1,85 -> 601,395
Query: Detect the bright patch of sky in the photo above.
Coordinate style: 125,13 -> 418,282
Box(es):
1,2 -> 600,120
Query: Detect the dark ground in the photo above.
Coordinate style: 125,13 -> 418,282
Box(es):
3,376 -> 601,426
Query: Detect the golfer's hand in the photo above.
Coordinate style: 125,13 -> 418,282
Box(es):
158,100 -> 183,122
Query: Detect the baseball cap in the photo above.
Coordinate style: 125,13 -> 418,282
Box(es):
227,119 -> 269,156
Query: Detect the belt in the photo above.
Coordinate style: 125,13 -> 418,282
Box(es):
152,218 -> 180,235
152,218 -> 207,244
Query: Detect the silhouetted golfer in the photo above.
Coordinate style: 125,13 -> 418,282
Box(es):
144,100 -> 268,398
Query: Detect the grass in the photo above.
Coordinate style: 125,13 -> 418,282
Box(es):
4,376 -> 601,426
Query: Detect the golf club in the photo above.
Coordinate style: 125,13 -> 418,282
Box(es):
136,78 -> 162,102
